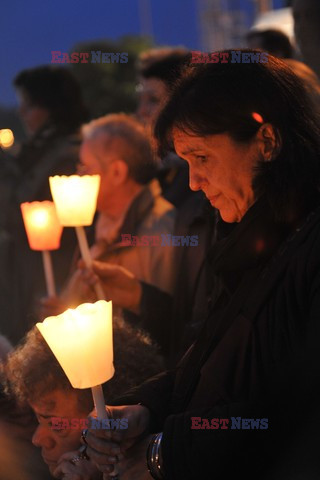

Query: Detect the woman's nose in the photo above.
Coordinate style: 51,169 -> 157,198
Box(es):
189,166 -> 206,192
32,424 -> 55,450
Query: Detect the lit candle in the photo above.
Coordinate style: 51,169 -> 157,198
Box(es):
49,175 -> 105,300
49,175 -> 100,227
0,129 -> 14,148
36,301 -> 114,390
37,300 -> 118,476
21,201 -> 63,297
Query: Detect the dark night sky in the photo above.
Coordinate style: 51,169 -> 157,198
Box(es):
1,0 -> 286,107
0,0 -> 199,106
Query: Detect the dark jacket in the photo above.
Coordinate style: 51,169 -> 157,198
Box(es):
113,195 -> 320,479
125,192 -> 217,364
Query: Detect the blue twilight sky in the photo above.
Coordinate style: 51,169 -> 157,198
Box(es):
0,0 -> 285,107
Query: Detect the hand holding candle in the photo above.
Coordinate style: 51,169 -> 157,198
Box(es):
36,300 -> 118,476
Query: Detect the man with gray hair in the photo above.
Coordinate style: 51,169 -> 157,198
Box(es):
39,113 -> 175,318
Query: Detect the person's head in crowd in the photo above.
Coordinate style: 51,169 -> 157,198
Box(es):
0,335 -> 12,362
246,29 -> 293,58
155,50 -> 320,224
3,318 -> 163,475
293,0 -> 320,77
14,66 -> 88,136
79,113 -> 157,217
284,59 -> 320,115
136,47 -> 190,125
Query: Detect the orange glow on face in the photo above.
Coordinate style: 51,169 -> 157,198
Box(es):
21,201 -> 63,251
252,112 -> 264,124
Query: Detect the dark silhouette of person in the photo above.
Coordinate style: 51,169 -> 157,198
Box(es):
246,28 -> 294,59
0,66 -> 88,343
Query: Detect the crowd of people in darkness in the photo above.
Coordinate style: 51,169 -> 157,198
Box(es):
2,0 -> 320,478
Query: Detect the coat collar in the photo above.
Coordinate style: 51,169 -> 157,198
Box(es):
209,197 -> 296,294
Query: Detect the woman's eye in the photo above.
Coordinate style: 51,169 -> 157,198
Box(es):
197,155 -> 207,163
49,422 -> 68,435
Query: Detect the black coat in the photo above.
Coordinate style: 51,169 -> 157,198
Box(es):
113,195 -> 320,479
125,192 -> 217,365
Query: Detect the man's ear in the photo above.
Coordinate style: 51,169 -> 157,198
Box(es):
257,123 -> 280,161
110,159 -> 129,186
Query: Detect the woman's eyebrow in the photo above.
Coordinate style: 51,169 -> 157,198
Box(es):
180,148 -> 204,156
38,412 -> 55,419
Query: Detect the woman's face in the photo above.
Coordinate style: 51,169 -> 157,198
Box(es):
136,77 -> 168,125
173,129 -> 262,223
16,89 -> 50,135
30,389 -> 87,475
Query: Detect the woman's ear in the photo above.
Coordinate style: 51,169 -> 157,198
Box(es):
257,123 -> 280,162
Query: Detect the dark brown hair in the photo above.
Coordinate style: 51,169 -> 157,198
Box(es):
155,50 -> 320,221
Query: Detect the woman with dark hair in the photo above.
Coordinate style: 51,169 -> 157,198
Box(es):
13,65 -> 88,178
136,47 -> 193,209
14,66 -> 88,136
0,66 -> 88,343
84,52 -> 320,479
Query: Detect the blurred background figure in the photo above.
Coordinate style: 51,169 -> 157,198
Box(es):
246,28 -> 294,58
136,47 -> 194,209
136,47 -> 189,126
245,20 -> 320,116
13,65 -> 88,202
284,58 -> 320,116
39,113 -> 175,320
293,0 -> 320,78
0,66 -> 88,344
0,335 -> 12,362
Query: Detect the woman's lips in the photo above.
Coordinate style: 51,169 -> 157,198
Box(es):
208,194 -> 220,205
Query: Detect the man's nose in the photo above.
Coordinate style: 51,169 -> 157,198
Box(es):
32,424 -> 55,450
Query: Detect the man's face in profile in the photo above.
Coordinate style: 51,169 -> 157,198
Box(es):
293,0 -> 320,76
